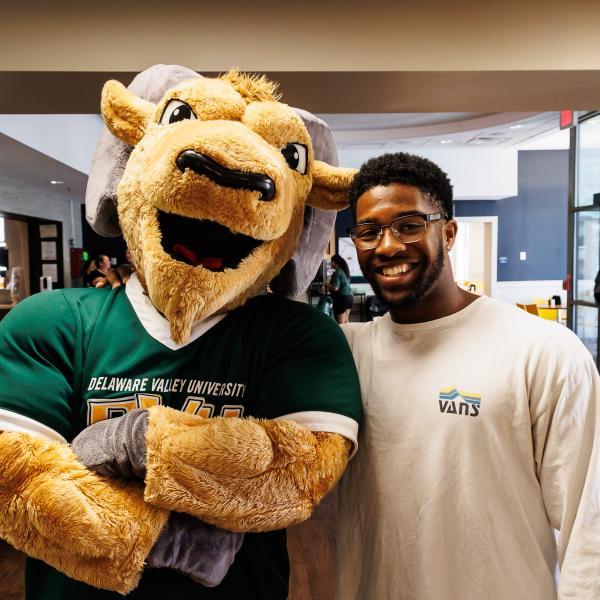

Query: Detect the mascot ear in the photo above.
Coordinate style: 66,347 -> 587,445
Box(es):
306,161 -> 358,212
101,80 -> 154,146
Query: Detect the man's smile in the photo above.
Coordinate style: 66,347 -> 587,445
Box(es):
373,260 -> 422,284
378,262 -> 419,276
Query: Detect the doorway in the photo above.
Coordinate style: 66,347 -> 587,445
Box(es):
449,216 -> 498,297
0,212 -> 64,298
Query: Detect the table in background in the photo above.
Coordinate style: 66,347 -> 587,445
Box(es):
537,304 -> 567,324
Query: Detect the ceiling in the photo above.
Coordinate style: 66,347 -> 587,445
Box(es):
321,111 -> 568,150
2,70 -> 600,114
0,111 -> 570,207
0,132 -> 87,201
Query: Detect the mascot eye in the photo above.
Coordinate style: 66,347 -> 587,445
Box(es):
160,100 -> 198,125
281,143 -> 308,175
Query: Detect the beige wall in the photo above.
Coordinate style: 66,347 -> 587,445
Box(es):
2,1 -> 600,112
3,0 -> 600,72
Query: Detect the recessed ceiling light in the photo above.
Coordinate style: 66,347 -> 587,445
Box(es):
509,124 -> 524,130
50,180 -> 64,185
440,139 -> 453,144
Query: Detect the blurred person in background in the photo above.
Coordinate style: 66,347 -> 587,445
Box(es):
105,263 -> 137,288
323,254 -> 353,324
86,254 -> 111,287
123,247 -> 136,268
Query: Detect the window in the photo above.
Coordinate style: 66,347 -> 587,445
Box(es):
575,115 -> 600,207
569,112 -> 600,367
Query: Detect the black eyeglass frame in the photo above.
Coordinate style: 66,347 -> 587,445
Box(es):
347,212 -> 447,250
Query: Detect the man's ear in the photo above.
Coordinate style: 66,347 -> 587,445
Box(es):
444,219 -> 458,251
306,161 -> 358,212
101,80 -> 154,146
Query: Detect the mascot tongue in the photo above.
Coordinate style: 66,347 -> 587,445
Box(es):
199,257 -> 224,270
172,243 -> 224,270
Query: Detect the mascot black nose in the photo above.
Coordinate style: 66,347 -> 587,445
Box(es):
176,150 -> 276,201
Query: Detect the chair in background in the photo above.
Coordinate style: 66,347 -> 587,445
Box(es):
532,296 -> 562,322
537,306 -> 560,321
516,303 -> 540,316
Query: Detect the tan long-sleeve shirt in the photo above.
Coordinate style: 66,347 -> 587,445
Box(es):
337,296 -> 600,600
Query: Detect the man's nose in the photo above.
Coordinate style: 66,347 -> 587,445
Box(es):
374,227 -> 407,256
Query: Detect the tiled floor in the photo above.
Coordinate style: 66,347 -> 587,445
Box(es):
0,491 -> 337,600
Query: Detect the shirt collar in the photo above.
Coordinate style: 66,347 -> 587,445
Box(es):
125,272 -> 228,351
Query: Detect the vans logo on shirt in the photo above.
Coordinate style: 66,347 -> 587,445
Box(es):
438,387 -> 481,417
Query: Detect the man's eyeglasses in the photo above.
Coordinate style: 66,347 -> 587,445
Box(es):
347,213 -> 446,250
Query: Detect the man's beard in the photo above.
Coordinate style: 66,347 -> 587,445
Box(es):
367,243 -> 446,309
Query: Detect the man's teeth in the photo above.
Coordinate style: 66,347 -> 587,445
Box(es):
382,264 -> 414,276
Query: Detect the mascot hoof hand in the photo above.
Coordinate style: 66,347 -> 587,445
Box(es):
71,408 -> 149,478
147,512 -> 243,587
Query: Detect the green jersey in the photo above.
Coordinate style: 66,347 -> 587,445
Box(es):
0,274 -> 361,600
331,268 -> 352,296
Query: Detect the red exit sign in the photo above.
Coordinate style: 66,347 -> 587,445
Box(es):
560,111 -> 577,129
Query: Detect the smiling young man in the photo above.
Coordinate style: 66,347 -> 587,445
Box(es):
336,153 -> 600,600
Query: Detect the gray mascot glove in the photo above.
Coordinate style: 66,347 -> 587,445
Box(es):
71,409 -> 244,587
71,408 -> 149,478
146,511 -> 243,587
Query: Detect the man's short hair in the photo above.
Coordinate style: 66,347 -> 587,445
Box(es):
349,153 -> 454,220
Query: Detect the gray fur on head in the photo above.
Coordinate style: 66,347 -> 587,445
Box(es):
269,109 -> 337,298
85,65 -> 201,238
85,64 -> 337,298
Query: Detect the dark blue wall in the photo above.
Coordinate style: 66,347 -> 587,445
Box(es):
335,207 -> 354,239
335,150 -> 568,282
454,150 -> 568,282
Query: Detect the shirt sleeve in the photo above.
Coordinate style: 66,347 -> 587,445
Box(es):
0,292 -> 77,442
330,271 -> 341,291
254,305 -> 362,451
533,354 -> 600,598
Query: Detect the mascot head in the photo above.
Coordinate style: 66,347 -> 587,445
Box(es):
86,65 -> 355,343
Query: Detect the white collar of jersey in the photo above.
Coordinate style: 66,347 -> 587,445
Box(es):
125,272 -> 228,351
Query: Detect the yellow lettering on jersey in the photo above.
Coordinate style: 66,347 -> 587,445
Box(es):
137,394 -> 163,409
181,396 -> 215,418
87,393 -> 162,425
220,405 -> 244,418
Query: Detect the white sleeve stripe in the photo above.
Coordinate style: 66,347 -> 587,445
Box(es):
0,408 -> 67,443
275,411 -> 359,458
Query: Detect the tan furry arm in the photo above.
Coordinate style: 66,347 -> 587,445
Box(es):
0,431 -> 169,594
144,405 -> 351,532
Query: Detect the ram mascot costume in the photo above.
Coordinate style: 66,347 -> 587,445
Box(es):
0,65 -> 361,599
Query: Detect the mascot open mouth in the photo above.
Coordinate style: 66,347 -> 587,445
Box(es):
158,210 -> 263,271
